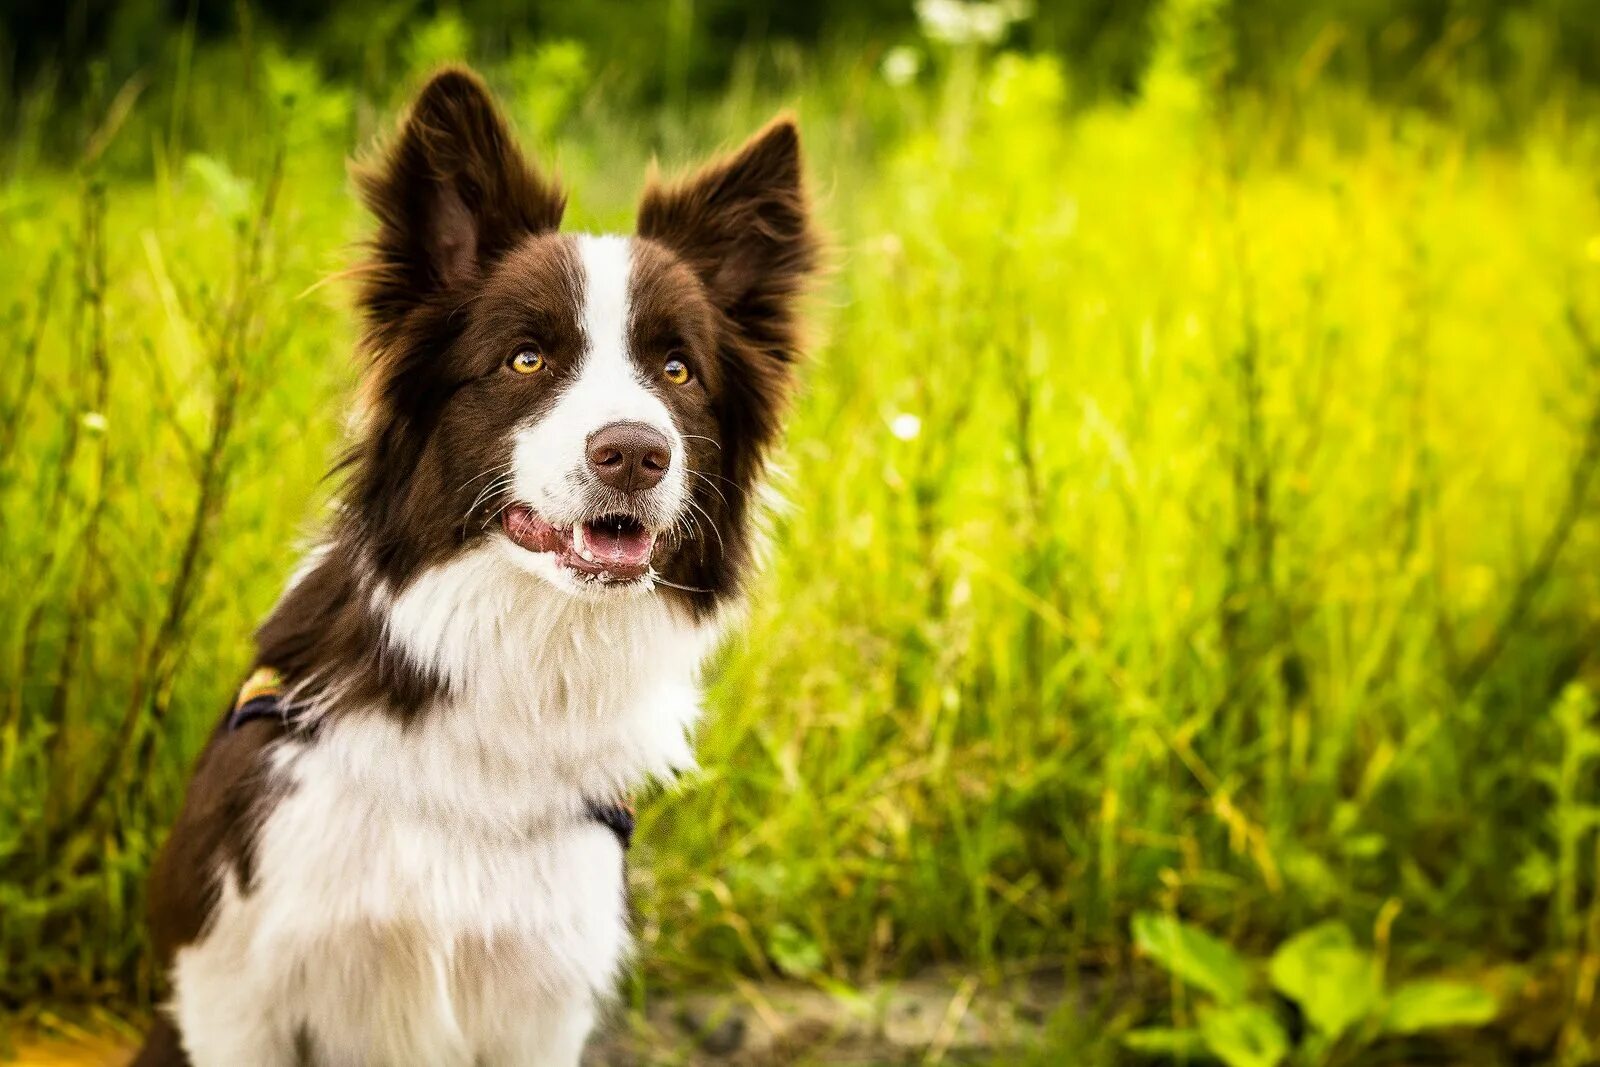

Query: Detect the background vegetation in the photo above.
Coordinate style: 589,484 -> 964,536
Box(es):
3,0 -> 1600,1062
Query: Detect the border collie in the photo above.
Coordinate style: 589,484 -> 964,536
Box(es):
132,67 -> 816,1066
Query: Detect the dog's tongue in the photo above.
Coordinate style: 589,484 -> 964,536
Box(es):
584,520 -> 655,568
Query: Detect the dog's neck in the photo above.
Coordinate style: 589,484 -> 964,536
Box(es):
261,537 -> 722,826
375,539 -> 714,718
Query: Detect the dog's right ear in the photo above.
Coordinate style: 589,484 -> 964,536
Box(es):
355,67 -> 564,330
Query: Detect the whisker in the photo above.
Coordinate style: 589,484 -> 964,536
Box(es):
464,474 -> 516,528
679,434 -> 723,450
685,468 -> 731,510
470,474 -> 515,505
467,479 -> 518,534
671,507 -> 706,556
480,495 -> 518,533
455,461 -> 514,496
688,466 -> 746,493
461,469 -> 515,521
649,573 -> 713,594
684,498 -> 725,555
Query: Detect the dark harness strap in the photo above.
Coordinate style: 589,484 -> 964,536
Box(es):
227,668 -> 635,850
229,693 -> 292,731
585,798 -> 635,848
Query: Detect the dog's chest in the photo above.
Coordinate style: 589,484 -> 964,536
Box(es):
175,712 -> 637,1064
266,732 -> 632,972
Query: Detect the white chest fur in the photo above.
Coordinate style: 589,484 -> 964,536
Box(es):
170,543 -> 720,1067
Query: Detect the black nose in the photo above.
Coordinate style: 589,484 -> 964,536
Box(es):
587,421 -> 671,493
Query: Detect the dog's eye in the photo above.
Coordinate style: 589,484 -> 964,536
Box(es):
663,356 -> 691,385
509,349 -> 545,375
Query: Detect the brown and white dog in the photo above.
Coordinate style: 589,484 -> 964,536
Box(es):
132,67 -> 816,1066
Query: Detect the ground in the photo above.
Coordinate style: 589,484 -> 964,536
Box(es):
7,972 -> 1075,1066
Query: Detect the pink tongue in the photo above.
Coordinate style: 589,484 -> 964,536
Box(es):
586,522 -> 654,567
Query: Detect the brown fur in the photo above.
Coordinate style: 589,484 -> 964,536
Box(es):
637,116 -> 820,606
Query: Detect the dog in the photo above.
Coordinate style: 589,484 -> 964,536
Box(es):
131,66 -> 816,1066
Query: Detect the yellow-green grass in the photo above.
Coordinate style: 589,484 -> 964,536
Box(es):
3,29 -> 1600,1063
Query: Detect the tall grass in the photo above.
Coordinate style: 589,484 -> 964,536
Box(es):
3,8 -> 1600,1061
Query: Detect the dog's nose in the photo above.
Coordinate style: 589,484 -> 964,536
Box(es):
587,421 -> 671,493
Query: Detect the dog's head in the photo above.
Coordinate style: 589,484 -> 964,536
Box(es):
346,69 -> 816,613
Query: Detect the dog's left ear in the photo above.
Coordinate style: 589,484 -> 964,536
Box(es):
356,67 -> 564,329
637,116 -> 818,374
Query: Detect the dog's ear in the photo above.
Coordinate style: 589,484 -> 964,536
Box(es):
356,67 -> 564,324
636,116 -> 818,374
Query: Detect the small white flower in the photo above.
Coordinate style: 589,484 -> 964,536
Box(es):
916,0 -> 1031,45
915,0 -> 970,44
890,413 -> 922,441
881,46 -> 922,87
82,411 -> 108,433
967,5 -> 1007,42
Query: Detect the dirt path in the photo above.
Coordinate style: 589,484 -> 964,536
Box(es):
8,971 -> 1066,1065
8,1035 -> 129,1067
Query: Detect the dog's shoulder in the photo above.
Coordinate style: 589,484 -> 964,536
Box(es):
147,703 -> 287,962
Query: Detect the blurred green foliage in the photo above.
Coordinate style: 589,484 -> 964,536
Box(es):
3,1 -> 1600,1063
1128,913 -> 1497,1062
4,0 -> 1599,149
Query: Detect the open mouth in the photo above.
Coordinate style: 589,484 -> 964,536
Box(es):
503,504 -> 657,583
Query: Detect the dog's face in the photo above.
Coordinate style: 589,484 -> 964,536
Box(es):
347,70 -> 815,613
414,232 -> 719,600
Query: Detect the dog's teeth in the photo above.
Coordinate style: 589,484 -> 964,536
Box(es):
573,524 -> 594,562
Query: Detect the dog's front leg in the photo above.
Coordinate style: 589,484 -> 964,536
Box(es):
166,999 -> 298,1067
167,939 -> 300,1067
483,999 -> 596,1067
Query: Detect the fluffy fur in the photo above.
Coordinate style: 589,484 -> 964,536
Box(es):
134,66 -> 816,1067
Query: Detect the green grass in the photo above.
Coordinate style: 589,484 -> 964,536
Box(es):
5,8 -> 1600,1064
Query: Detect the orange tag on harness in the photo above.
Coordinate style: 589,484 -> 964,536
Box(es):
235,666 -> 285,710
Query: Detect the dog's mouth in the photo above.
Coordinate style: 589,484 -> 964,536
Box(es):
503,504 -> 658,583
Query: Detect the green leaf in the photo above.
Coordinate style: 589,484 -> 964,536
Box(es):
766,921 -> 824,978
183,154 -> 252,225
1514,851 -> 1557,898
1197,1003 -> 1289,1067
1122,1027 -> 1212,1058
1339,832 -> 1387,859
1268,922 -> 1380,1039
1382,980 -> 1497,1034
1279,845 -> 1339,907
1133,912 -> 1251,1004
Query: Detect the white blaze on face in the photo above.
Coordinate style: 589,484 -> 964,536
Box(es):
510,235 -> 686,527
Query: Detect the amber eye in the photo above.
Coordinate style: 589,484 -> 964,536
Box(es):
663,356 -> 691,385
509,349 -> 544,375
